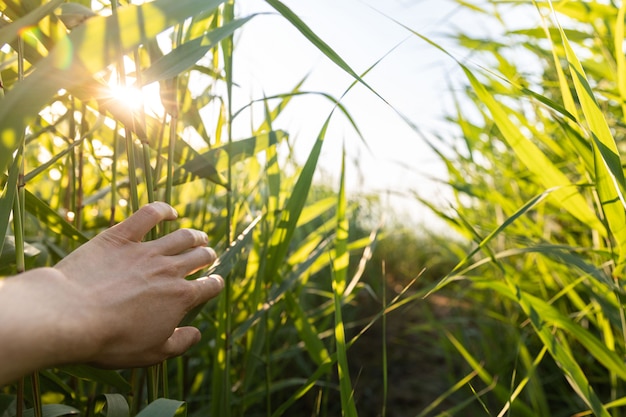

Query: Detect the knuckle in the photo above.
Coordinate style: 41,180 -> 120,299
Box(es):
141,202 -> 161,218
160,260 -> 184,278
177,228 -> 196,241
181,228 -> 209,245
173,281 -> 198,305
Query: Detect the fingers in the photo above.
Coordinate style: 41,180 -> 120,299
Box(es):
173,246 -> 218,276
147,276 -> 224,359
111,202 -> 178,242
163,327 -> 202,358
190,274 -> 224,304
151,228 -> 212,256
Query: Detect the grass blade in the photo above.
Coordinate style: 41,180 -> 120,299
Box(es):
140,16 -> 255,86
263,113 -> 331,282
462,67 -> 604,235
554,15 -> 626,270
179,214 -> 262,326
331,149 -> 358,417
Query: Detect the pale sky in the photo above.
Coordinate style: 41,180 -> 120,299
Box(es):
229,0 -> 538,232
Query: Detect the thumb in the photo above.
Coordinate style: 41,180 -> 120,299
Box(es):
163,327 -> 202,358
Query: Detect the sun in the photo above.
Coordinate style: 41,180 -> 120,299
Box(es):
105,66 -> 164,116
105,65 -> 145,112
108,83 -> 144,111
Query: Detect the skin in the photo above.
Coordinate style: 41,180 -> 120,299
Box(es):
0,201 -> 224,386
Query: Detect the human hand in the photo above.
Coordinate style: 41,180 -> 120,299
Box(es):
52,201 -> 223,368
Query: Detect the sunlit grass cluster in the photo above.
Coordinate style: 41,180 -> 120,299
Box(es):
419,1 -> 626,416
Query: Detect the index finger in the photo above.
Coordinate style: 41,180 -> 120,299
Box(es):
112,202 -> 178,242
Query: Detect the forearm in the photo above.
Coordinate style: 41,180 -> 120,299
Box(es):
0,268 -> 95,386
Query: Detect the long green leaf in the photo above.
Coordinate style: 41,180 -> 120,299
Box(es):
140,16 -> 254,86
483,280 -> 612,416
283,292 -> 330,366
463,67 -> 605,234
557,22 -> 626,269
168,130 -> 288,187
24,190 -> 88,244
430,188 -> 553,294
93,394 -> 129,417
445,331 -> 537,417
179,214 -> 262,326
59,365 -> 131,393
263,114 -> 331,282
0,148 -> 22,256
265,0 -> 380,101
332,149 -> 357,417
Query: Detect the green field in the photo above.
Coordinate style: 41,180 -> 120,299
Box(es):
3,0 -> 626,416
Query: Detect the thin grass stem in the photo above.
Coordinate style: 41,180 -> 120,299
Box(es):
146,366 -> 157,404
133,50 -> 155,211
223,3 -> 236,415
16,378 -> 24,417
110,0 -> 139,213
30,372 -> 42,417
75,103 -> 87,230
381,261 -> 388,417
164,114 -> 177,236
110,122 -> 119,226
124,129 -> 139,213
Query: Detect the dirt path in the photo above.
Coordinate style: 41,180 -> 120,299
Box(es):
350,293 -> 465,417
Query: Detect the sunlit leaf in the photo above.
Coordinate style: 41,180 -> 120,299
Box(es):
140,16 -> 254,86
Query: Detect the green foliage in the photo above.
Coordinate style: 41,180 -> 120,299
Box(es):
419,0 -> 626,415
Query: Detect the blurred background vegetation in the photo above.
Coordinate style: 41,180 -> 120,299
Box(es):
4,0 -> 626,416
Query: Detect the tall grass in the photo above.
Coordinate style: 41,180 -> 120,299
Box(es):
407,0 -> 626,415
11,0 -> 626,415
0,0 -> 391,415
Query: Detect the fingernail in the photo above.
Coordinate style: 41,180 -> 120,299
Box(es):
209,274 -> 224,289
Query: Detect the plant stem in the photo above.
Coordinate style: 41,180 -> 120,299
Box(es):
110,122 -> 119,226
12,178 -> 25,275
381,261 -> 388,417
16,379 -> 24,417
15,33 -> 39,417
30,372 -> 43,417
146,366 -> 157,403
111,0 -> 139,213
75,103 -> 87,230
133,49 -> 155,241
164,113 -> 177,236
124,128 -> 139,213
223,3 -> 235,415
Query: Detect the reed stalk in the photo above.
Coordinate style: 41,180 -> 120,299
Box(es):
381,261 -> 388,417
110,0 -> 139,213
110,121 -> 119,226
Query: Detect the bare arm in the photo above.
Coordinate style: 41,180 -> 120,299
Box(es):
0,202 -> 223,385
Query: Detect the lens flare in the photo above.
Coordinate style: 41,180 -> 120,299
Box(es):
109,84 -> 144,111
